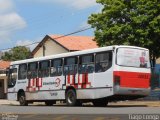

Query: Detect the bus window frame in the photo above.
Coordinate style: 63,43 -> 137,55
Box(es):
95,51 -> 112,73
78,53 -> 95,74
38,60 -> 50,78
18,63 -> 27,80
50,58 -> 63,77
27,62 -> 38,79
63,56 -> 78,75
8,67 -> 18,88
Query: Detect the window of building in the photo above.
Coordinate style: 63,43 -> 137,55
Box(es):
18,64 -> 27,80
95,51 -> 112,73
50,59 -> 62,76
38,60 -> 50,78
27,62 -> 38,79
79,54 -> 94,74
64,57 -> 77,75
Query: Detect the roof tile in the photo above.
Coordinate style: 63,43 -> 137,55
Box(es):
0,61 -> 10,69
49,35 -> 98,51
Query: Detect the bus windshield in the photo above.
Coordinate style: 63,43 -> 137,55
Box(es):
116,47 -> 150,68
8,68 -> 17,88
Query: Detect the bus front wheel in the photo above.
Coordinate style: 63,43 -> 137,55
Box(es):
18,92 -> 28,106
66,89 -> 77,106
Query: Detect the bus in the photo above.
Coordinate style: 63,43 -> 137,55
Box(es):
7,45 -> 151,106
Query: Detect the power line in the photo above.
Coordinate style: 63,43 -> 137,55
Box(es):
0,26 -> 92,51
53,26 -> 92,39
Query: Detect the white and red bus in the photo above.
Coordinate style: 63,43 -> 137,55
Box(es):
7,45 -> 151,106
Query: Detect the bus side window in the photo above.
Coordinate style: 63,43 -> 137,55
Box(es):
64,57 -> 78,75
38,60 -> 50,78
18,64 -> 27,80
79,54 -> 94,74
27,62 -> 38,79
95,51 -> 112,73
50,59 -> 62,76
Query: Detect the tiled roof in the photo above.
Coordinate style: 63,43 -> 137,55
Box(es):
0,61 -> 10,69
31,35 -> 99,56
49,35 -> 98,51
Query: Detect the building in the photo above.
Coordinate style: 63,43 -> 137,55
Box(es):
0,60 -> 10,99
31,35 -> 98,58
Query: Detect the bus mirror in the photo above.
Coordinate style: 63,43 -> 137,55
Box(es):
113,46 -> 115,51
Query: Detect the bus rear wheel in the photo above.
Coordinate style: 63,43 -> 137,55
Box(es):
66,89 -> 77,106
18,93 -> 28,106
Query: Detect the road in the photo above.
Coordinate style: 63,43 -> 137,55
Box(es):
0,104 -> 160,120
1,104 -> 160,114
1,114 -> 130,120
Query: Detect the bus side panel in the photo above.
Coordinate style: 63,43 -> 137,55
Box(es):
25,76 -> 65,100
94,70 -> 113,88
86,67 -> 114,99
114,71 -> 150,88
7,92 -> 17,101
77,88 -> 113,99
25,90 -> 65,100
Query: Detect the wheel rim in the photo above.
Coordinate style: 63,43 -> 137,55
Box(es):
67,91 -> 75,104
19,96 -> 25,105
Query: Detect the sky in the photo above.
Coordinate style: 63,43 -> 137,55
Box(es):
0,0 -> 101,51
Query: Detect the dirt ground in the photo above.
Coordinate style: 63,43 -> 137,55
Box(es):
109,101 -> 160,107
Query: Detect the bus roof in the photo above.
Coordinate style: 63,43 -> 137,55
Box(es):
10,45 -> 148,65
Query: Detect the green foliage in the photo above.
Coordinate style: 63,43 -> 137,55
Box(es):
1,46 -> 31,61
88,0 -> 160,61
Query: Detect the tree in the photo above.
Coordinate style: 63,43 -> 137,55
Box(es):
88,0 -> 160,67
1,46 -> 31,61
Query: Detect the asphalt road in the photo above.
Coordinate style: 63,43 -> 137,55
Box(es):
0,105 -> 160,114
0,101 -> 160,120
1,114 -> 131,120
1,105 -> 160,120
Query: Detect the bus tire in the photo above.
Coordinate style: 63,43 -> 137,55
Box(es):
66,89 -> 77,106
18,92 -> 28,106
92,99 -> 108,107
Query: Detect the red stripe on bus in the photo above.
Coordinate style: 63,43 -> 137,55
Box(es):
72,75 -> 75,85
114,71 -> 150,88
67,74 -> 70,84
33,79 -> 35,87
85,73 -> 91,87
36,78 -> 38,87
82,74 -> 85,83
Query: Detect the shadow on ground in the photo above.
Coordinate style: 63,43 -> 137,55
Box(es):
8,103 -> 148,108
